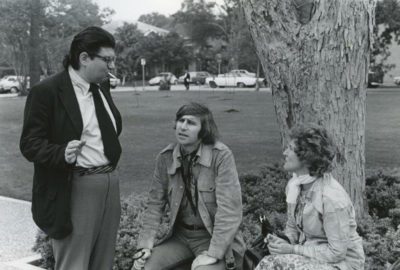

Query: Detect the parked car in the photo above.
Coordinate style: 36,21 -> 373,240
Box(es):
178,71 -> 212,85
205,72 -> 264,88
0,75 -> 29,93
108,73 -> 121,89
393,76 -> 400,85
148,72 -> 178,86
368,70 -> 383,88
230,69 -> 256,77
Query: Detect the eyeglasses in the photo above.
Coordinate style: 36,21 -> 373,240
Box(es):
93,54 -> 116,66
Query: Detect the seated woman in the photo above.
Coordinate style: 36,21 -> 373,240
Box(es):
256,124 -> 365,270
133,102 -> 246,270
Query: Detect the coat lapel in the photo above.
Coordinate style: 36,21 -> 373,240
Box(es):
57,71 -> 83,137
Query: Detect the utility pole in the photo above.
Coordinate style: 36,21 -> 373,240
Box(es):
141,58 -> 146,91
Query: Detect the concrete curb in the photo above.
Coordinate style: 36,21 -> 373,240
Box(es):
0,93 -> 18,98
4,255 -> 43,270
0,196 -> 31,205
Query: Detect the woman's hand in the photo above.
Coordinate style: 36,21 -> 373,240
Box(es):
191,252 -> 218,270
267,234 -> 294,255
131,248 -> 151,270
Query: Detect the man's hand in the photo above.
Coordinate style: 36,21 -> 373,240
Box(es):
64,140 -> 86,164
191,252 -> 218,270
131,248 -> 151,270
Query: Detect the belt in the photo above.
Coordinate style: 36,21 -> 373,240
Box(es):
73,165 -> 115,176
179,222 -> 206,231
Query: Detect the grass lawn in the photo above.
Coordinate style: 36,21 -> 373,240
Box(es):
1,89 -> 399,201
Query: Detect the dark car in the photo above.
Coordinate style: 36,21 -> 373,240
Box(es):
368,68 -> 384,88
178,71 -> 211,85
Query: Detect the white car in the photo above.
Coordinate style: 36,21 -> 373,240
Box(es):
394,76 -> 400,85
0,75 -> 29,93
108,73 -> 121,89
230,69 -> 256,77
206,73 -> 264,88
149,72 -> 178,86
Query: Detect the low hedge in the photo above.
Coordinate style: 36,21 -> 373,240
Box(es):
33,165 -> 400,269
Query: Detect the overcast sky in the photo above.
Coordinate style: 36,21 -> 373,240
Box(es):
95,0 -> 224,21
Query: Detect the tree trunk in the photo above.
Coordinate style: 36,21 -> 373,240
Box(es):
28,0 -> 42,94
240,0 -> 375,219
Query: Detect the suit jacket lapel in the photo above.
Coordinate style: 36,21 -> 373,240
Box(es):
99,83 -> 122,136
57,70 -> 83,137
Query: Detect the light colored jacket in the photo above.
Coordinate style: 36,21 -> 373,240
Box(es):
137,141 -> 246,260
285,175 -> 365,270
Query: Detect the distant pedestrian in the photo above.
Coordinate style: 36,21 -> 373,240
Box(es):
20,26 -> 123,270
184,70 -> 191,90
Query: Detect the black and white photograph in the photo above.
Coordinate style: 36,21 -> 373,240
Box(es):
0,0 -> 399,269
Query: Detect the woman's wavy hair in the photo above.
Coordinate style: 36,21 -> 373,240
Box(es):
290,124 -> 337,178
175,102 -> 219,145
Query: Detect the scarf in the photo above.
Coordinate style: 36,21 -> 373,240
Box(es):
180,147 -> 199,215
285,173 -> 317,204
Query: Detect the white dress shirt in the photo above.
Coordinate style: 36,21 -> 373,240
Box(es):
68,66 -> 117,168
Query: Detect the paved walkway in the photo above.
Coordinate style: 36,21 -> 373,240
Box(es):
0,196 -> 41,269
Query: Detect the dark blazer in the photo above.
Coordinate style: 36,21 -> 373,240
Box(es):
20,70 -> 122,239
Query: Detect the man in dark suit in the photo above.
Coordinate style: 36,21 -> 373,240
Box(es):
20,26 -> 122,270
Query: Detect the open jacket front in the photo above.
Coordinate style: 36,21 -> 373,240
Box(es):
137,141 -> 246,260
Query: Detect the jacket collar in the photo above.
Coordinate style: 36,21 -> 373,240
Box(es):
167,143 -> 213,175
57,69 -> 122,137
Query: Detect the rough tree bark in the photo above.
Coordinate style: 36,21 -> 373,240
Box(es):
240,0 -> 375,218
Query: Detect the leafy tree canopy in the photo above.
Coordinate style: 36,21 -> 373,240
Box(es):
369,0 -> 400,73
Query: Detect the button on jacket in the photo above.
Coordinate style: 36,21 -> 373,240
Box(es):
137,141 -> 246,260
285,175 -> 365,270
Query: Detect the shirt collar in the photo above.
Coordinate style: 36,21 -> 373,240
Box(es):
168,143 -> 213,175
68,66 -> 90,94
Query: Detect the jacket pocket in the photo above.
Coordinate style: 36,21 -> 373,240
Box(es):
32,188 -> 57,228
198,183 -> 216,203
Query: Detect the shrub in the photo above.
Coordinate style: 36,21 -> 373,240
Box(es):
366,171 -> 400,218
33,166 -> 400,269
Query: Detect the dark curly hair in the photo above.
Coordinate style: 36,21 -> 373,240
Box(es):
289,124 -> 337,178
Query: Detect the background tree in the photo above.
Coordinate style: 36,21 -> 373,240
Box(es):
0,0 -> 31,90
114,23 -> 144,83
241,0 -> 375,218
172,0 -> 222,48
113,23 -> 193,80
136,32 -> 193,75
371,0 -> 400,75
217,0 -> 260,72
29,0 -> 43,92
42,0 -> 113,73
0,0 -> 112,89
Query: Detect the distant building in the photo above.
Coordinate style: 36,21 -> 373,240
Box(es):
103,20 -> 190,79
103,20 -> 169,36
